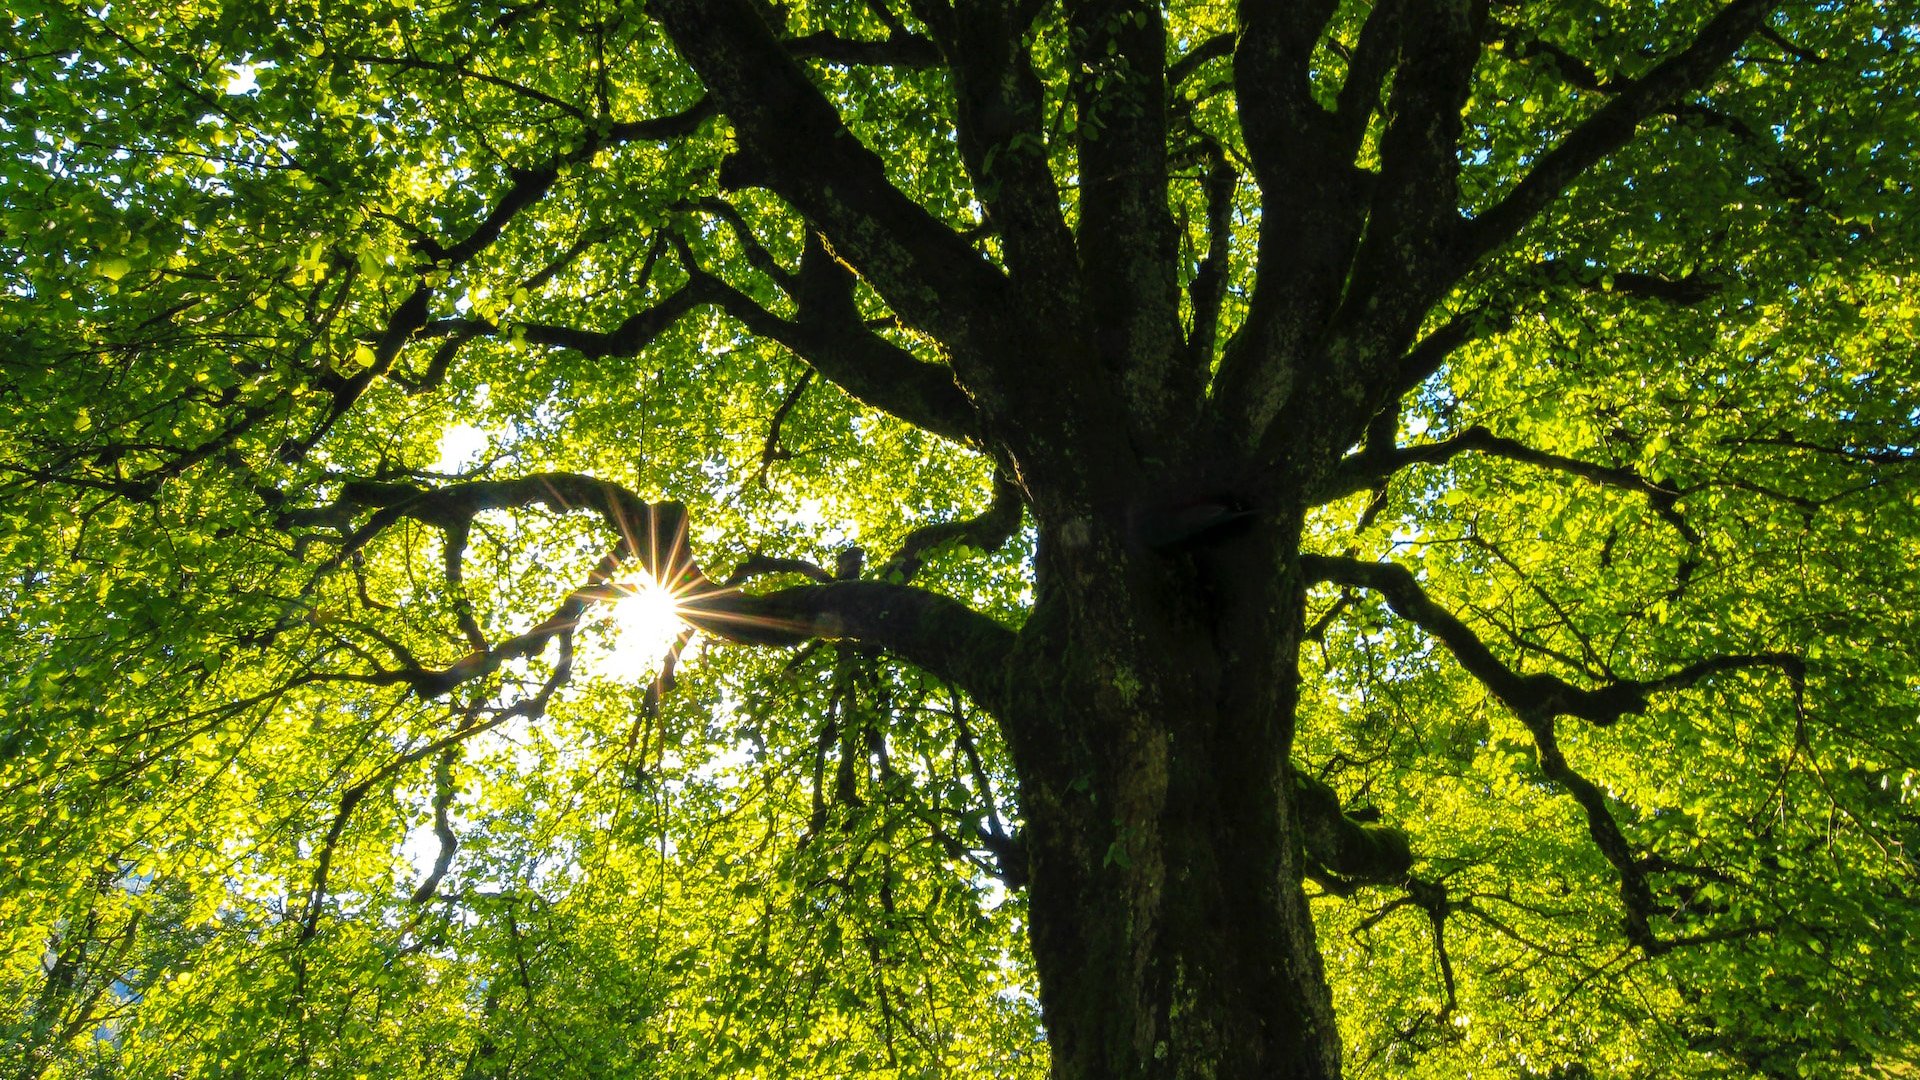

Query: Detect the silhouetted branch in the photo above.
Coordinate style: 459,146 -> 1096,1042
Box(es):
290,472 -> 1016,710
1303,552 -> 1805,952
874,472 -> 1024,583
1458,0 -> 1782,271
1323,424 -> 1701,547
785,29 -> 941,67
1301,554 -> 1799,728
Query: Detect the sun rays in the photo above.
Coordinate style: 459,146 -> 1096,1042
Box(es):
593,573 -> 693,680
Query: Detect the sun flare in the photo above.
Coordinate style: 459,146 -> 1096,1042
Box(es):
597,574 -> 691,680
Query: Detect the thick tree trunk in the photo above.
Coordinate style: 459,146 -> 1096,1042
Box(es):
1003,513 -> 1341,1080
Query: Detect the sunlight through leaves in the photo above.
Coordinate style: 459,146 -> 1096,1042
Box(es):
590,574 -> 691,681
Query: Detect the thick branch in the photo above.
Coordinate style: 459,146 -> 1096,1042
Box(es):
417,230 -> 981,444
1066,0 -> 1189,437
1213,1 -> 1371,445
1232,0 -> 1340,190
1354,0 -> 1481,293
1331,0 -> 1406,152
649,0 -> 1019,409
1394,308 -> 1502,397
679,580 -> 1015,713
693,239 -> 980,443
1167,32 -> 1234,90
928,2 -> 1080,322
330,474 -> 699,588
1294,766 -> 1413,891
785,29 -> 942,67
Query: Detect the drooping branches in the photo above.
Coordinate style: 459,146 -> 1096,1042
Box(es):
274,467 -> 1020,943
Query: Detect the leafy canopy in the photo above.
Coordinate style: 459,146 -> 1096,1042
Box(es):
2,0 -> 1918,1077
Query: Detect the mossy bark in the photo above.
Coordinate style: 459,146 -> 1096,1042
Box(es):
999,514 -> 1343,1080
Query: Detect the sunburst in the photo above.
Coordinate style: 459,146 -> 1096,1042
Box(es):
596,573 -> 692,681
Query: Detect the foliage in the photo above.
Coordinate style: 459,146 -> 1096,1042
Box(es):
2,1 -> 1917,1077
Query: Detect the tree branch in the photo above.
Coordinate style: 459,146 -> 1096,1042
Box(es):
874,472 -> 1025,583
691,237 -> 980,443
784,29 -> 942,67
290,96 -> 718,462
1303,553 -> 1804,952
347,52 -> 595,122
1456,0 -> 1783,271
649,0 -> 1021,412
1213,0 -> 1380,447
304,472 -> 1015,711
1321,424 -> 1701,547
676,196 -> 799,294
1167,31 -> 1234,90
1331,0 -> 1406,153
754,367 -> 814,486
1294,766 -> 1413,891
1300,554 -> 1800,729
1537,257 -> 1722,305
1065,0 -> 1190,438
1232,0 -> 1340,190
1352,0 -> 1482,295
1184,140 -> 1237,371
422,276 -> 716,359
678,580 -> 1015,713
924,1 -> 1081,346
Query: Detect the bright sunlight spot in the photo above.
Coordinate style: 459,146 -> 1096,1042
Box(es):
434,423 -> 490,472
595,574 -> 690,681
222,63 -> 259,95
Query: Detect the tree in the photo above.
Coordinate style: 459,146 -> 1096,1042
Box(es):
3,0 -> 1917,1076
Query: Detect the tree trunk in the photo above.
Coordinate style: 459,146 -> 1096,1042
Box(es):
1003,512 -> 1341,1080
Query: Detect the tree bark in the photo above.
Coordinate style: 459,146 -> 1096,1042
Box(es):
1002,512 -> 1341,1080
